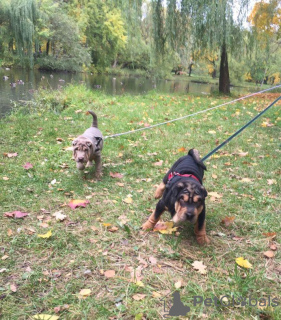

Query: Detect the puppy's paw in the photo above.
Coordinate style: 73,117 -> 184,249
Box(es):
95,171 -> 102,180
196,234 -> 210,245
154,189 -> 162,199
142,220 -> 156,230
154,182 -> 165,199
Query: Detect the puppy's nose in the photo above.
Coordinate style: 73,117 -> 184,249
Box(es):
78,157 -> 84,162
186,212 -> 194,220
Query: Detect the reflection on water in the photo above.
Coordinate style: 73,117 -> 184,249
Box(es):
0,68 -> 255,117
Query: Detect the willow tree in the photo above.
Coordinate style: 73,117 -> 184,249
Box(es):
149,0 -> 250,94
9,0 -> 37,67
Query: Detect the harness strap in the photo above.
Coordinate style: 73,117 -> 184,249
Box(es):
168,172 -> 200,183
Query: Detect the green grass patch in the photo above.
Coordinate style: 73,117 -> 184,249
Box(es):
0,85 -> 280,319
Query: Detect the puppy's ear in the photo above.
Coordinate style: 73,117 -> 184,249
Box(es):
173,182 -> 185,198
201,186 -> 207,198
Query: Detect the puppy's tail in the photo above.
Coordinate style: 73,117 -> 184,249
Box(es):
87,111 -> 98,128
188,149 -> 207,171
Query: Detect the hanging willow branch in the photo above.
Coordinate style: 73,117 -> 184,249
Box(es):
9,0 -> 37,67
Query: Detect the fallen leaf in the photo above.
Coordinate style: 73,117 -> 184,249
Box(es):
149,256 -> 157,265
37,230 -> 52,239
7,229 -> 13,236
123,196 -> 133,204
68,199 -> 90,210
263,251 -> 275,258
52,211 -> 66,221
221,216 -> 235,226
3,176 -> 9,180
208,192 -> 223,198
267,179 -> 277,185
153,160 -> 163,166
53,307 -> 61,314
23,162 -> 33,170
235,257 -> 253,269
192,261 -> 207,274
178,147 -> 186,153
4,211 -> 29,219
152,291 -> 161,298
2,255 -> 9,260
110,172 -> 124,179
240,178 -> 253,183
116,182 -> 124,187
4,152 -> 18,158
262,232 -> 276,239
102,223 -> 112,227
270,244 -> 277,251
153,221 -> 178,234
104,270 -> 115,278
33,315 -> 59,320
108,226 -> 118,232
208,130 -> 216,134
175,281 -> 182,289
78,289 -> 91,298
40,223 -> 49,228
237,152 -> 248,157
135,280 -> 144,287
212,174 -> 217,179
10,284 -> 17,292
132,294 -> 146,301
232,236 -> 244,241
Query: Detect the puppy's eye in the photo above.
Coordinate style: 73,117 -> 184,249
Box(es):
179,195 -> 185,201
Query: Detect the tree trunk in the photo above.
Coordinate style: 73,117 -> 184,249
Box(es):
46,40 -> 50,56
112,58 -> 118,68
219,43 -> 230,94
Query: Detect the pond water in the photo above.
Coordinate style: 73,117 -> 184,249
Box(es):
0,67 -> 259,117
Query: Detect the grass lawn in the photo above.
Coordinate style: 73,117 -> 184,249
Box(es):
0,86 -> 280,320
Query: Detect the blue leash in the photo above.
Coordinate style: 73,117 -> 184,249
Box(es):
202,95 -> 281,162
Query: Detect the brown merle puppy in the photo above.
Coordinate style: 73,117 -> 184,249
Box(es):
72,111 -> 103,179
142,149 -> 209,245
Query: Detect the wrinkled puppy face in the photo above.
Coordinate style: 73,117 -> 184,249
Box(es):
72,138 -> 93,170
172,180 -> 207,225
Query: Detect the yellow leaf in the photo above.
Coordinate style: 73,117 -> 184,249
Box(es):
235,257 -> 253,269
178,147 -> 186,153
159,227 -> 178,234
153,221 -> 178,234
175,281 -> 182,289
135,280 -> 144,287
37,230 -> 52,239
79,289 -> 91,296
123,196 -> 133,204
33,315 -> 59,320
240,178 -> 253,183
78,289 -> 92,299
208,192 -> 223,198
102,223 -> 112,227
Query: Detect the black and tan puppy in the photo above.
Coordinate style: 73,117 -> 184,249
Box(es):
142,149 -> 209,245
